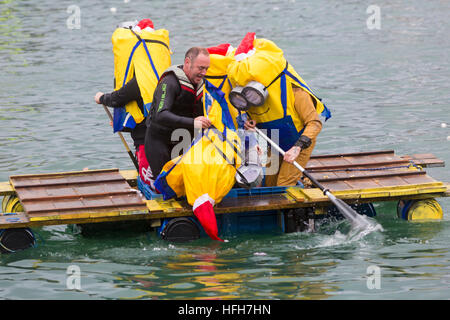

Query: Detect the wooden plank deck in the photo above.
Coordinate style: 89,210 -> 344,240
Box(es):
8,169 -> 148,221
308,150 -> 445,169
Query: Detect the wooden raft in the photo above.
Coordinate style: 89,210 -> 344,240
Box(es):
0,150 -> 448,229
0,169 -> 152,228
291,150 -> 448,204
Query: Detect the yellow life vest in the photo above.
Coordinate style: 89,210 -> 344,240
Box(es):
227,35 -> 331,151
111,27 -> 171,132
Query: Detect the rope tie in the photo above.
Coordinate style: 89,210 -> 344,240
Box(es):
311,161 -> 422,173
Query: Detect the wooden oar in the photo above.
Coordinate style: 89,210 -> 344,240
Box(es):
102,105 -> 139,171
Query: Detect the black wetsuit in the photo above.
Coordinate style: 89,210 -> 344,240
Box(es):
145,68 -> 203,177
99,77 -> 146,149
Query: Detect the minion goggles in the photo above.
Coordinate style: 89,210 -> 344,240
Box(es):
229,81 -> 268,111
229,62 -> 290,111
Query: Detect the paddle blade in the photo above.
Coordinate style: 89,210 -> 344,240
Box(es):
332,198 -> 372,229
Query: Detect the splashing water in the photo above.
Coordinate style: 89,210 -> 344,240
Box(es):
346,216 -> 384,242
311,214 -> 384,249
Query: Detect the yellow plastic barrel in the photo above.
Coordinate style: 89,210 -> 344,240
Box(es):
397,199 -> 443,221
2,196 -> 23,213
1,195 -> 11,212
1,195 -> 35,254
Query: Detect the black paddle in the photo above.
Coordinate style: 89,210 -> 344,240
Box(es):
253,127 -> 371,229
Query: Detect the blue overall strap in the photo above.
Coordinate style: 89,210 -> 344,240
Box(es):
129,28 -> 160,82
283,68 -> 332,121
280,72 -> 287,118
140,39 -> 160,81
227,78 -> 233,90
113,40 -> 142,133
204,80 -> 236,136
236,110 -> 245,129
266,64 -> 288,118
143,102 -> 151,117
140,39 -> 159,119
123,40 -> 141,86
283,68 -> 314,96
217,76 -> 227,91
128,30 -> 161,119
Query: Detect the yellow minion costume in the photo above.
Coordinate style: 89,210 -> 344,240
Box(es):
227,32 -> 331,186
111,19 -> 171,132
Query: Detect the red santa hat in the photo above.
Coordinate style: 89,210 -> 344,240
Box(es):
193,194 -> 223,241
207,43 -> 233,56
134,18 -> 154,32
234,32 -> 256,61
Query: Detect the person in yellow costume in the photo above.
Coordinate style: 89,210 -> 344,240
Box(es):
227,32 -> 331,187
94,19 -> 171,188
153,44 -> 243,241
205,43 -> 264,188
203,43 -> 239,126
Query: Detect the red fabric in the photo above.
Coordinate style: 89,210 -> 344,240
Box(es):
207,43 -> 231,56
193,201 -> 223,242
137,19 -> 154,30
235,32 -> 255,56
195,91 -> 203,102
136,144 -> 153,186
180,84 -> 195,94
